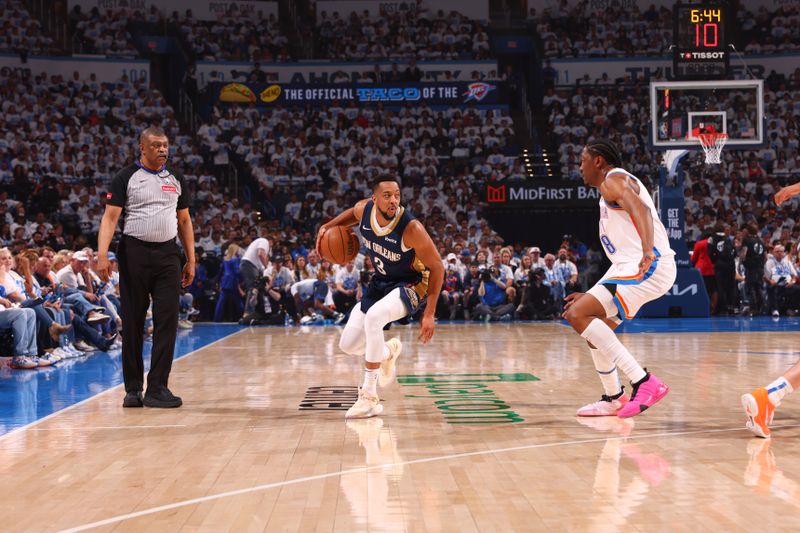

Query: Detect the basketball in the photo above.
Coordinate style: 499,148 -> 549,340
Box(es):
321,226 -> 359,264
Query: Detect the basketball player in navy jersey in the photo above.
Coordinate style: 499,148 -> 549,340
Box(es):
316,177 -> 444,418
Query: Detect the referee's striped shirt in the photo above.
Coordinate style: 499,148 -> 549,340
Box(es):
106,163 -> 190,242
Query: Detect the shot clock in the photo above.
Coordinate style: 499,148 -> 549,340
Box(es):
673,3 -> 730,79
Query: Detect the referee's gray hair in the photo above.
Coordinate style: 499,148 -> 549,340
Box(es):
140,126 -> 167,144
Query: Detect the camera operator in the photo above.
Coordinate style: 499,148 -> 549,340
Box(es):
438,253 -> 464,320
475,265 -> 515,321
462,262 -> 482,320
239,275 -> 285,325
515,267 -> 555,320
552,248 -> 578,314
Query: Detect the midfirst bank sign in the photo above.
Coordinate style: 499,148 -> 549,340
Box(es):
486,182 -> 601,206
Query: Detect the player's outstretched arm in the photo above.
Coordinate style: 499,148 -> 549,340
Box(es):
316,199 -> 368,256
775,183 -> 800,206
404,220 -> 444,344
601,173 -> 656,280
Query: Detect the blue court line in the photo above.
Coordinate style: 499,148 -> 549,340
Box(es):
0,324 -> 243,438
615,316 -> 800,333
547,316 -> 800,334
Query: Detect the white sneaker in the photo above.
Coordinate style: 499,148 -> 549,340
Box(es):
177,319 -> 193,329
50,348 -> 68,361
576,394 -> 630,417
64,344 -> 82,357
74,340 -> 96,352
87,311 -> 111,324
378,337 -> 403,388
300,314 -> 317,325
345,388 -> 383,419
334,312 -> 346,325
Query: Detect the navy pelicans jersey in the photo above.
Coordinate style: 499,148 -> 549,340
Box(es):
359,200 -> 429,313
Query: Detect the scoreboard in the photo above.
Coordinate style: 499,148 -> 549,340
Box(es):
673,3 -> 730,79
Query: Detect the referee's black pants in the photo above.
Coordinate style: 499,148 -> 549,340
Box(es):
118,236 -> 181,393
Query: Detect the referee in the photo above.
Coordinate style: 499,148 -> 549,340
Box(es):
97,126 -> 195,409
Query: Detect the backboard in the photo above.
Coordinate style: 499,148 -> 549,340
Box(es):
650,79 -> 763,149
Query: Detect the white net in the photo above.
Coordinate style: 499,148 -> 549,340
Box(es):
698,133 -> 728,165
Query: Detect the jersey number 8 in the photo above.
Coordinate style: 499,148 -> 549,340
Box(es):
600,235 -> 616,255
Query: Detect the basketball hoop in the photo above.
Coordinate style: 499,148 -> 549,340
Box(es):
697,132 -> 728,165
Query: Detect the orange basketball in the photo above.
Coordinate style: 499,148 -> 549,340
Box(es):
321,226 -> 359,265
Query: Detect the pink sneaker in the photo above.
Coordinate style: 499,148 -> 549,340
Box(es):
617,373 -> 669,418
576,393 -> 630,416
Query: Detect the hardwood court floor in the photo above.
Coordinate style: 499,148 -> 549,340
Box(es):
2,321 -> 800,532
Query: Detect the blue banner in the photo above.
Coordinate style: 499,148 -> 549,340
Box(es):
212,81 -> 505,106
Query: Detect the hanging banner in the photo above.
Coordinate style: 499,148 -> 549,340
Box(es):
316,0 -> 488,20
549,54 -> 800,85
68,0 -> 278,21
197,60 -> 499,88
0,54 -> 149,83
529,0 -> 799,12
212,81 -> 505,106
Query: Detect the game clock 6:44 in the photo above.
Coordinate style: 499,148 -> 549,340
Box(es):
673,3 -> 730,80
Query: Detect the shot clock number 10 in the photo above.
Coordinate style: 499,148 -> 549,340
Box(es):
673,3 -> 730,80
690,8 -> 721,47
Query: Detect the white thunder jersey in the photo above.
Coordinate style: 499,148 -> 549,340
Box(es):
598,168 -> 674,265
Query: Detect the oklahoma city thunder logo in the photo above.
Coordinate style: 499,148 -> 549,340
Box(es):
463,82 -> 496,103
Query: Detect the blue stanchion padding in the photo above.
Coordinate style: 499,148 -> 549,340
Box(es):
639,268 -> 710,317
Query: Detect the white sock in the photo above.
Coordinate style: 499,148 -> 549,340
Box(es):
581,319 -> 646,384
589,347 -> 623,397
766,376 -> 794,406
362,368 -> 379,396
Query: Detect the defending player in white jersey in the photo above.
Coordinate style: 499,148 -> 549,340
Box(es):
741,182 -> 800,438
563,139 -> 676,418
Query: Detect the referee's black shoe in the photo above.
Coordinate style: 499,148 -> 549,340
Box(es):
122,391 -> 143,408
143,387 -> 183,408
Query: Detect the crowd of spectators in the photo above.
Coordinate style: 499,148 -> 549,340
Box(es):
0,0 -> 58,56
530,2 -> 673,59
530,3 -> 800,59
197,100 -> 520,230
68,5 -> 139,57
0,68 -> 220,249
737,4 -> 800,54
316,8 -> 490,62
176,7 -> 290,62
0,245 -> 122,370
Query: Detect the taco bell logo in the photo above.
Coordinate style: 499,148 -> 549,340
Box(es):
463,82 -> 496,103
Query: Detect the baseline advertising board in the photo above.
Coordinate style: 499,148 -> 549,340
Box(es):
197,60 -> 498,88
550,53 -> 800,85
68,0 -> 278,21
213,81 -> 504,106
485,181 -> 601,207
0,54 -> 148,84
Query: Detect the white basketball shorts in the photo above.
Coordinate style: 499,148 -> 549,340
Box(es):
586,255 -> 677,321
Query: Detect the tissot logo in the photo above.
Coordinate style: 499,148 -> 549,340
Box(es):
689,52 -> 726,59
486,185 -> 506,203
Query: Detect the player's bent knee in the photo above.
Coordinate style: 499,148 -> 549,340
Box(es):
363,309 -> 386,334
338,334 -> 360,355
